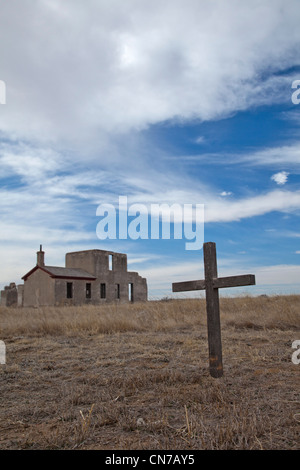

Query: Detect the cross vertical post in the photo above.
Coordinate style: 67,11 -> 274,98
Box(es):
204,242 -> 223,378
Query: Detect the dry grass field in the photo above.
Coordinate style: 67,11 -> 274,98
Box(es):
0,295 -> 299,450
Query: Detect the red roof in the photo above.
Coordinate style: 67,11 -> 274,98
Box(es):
22,265 -> 96,281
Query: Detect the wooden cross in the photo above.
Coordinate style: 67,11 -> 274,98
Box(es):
172,242 -> 255,378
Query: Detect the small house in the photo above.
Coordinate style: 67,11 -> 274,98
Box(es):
20,246 -> 147,307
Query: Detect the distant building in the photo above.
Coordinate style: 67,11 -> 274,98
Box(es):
1,246 -> 147,307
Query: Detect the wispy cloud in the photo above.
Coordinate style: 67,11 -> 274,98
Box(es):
205,190 -> 300,222
194,136 -> 205,145
254,264 -> 300,286
177,143 -> 300,169
1,139 -> 300,241
246,145 -> 300,167
143,257 -> 300,298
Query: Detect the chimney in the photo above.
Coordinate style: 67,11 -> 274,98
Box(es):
37,245 -> 45,267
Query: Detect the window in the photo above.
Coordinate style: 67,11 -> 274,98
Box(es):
109,254 -> 113,270
115,283 -> 120,300
100,283 -> 106,299
128,283 -> 133,302
66,282 -> 73,299
86,283 -> 91,299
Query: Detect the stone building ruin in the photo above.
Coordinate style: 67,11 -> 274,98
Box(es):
1,246 -> 147,307
0,282 -> 24,308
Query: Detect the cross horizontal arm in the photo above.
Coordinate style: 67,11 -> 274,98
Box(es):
172,279 -> 206,292
213,274 -> 255,289
172,274 -> 255,292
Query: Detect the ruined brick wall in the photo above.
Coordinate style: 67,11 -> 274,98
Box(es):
65,250 -> 147,303
54,278 -> 95,306
127,272 -> 148,302
0,283 -> 18,307
65,250 -> 127,277
17,284 -> 24,307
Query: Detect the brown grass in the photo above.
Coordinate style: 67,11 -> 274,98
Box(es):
0,295 -> 299,450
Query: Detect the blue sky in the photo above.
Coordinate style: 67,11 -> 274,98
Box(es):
0,0 -> 300,299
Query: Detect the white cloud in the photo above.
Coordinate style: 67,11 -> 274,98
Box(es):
2,143 -> 299,239
205,190 -> 300,222
0,0 -> 299,152
220,191 -> 232,197
248,145 -> 300,167
0,142 -> 61,182
0,223 -> 95,244
195,136 -> 205,145
0,1 -> 299,223
254,264 -> 300,285
271,171 -> 289,185
180,143 -> 300,169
